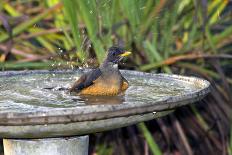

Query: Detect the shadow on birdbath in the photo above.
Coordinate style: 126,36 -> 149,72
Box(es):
0,70 -> 210,155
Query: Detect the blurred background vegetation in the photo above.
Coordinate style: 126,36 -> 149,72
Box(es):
0,0 -> 232,155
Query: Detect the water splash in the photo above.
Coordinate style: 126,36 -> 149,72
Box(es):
0,71 -> 199,113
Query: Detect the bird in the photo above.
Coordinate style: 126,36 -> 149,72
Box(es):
69,46 -> 131,96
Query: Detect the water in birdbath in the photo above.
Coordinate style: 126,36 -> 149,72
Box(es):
0,70 -> 200,113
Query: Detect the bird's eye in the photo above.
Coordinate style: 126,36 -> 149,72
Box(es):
112,52 -> 116,56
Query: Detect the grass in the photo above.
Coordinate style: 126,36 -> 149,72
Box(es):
138,123 -> 162,155
0,0 -> 232,154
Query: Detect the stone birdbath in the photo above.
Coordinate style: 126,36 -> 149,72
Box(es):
0,70 -> 210,155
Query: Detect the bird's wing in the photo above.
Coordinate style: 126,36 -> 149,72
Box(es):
69,68 -> 102,93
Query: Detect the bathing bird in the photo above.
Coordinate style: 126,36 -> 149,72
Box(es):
69,47 -> 131,96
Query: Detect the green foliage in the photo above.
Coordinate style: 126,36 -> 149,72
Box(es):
138,122 -> 162,155
62,0 -> 85,61
1,0 -> 231,66
75,0 -> 105,62
95,143 -> 113,155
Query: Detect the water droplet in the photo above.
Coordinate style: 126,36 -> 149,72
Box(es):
71,65 -> 74,70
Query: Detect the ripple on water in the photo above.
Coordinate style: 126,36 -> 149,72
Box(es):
0,72 -> 200,113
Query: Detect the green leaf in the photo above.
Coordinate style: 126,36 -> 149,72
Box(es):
138,123 -> 162,155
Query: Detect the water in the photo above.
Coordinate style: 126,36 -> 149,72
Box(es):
0,71 -> 200,113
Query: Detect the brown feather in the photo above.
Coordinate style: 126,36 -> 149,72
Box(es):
69,75 -> 86,92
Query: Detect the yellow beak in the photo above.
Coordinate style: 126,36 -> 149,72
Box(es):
119,51 -> 131,57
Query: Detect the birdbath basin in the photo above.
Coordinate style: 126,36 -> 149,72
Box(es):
0,70 -> 210,155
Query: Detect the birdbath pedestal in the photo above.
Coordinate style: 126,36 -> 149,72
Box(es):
0,70 -> 210,155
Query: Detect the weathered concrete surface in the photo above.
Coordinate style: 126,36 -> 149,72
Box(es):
0,70 -> 210,138
0,70 -> 210,126
0,111 -> 172,138
3,136 -> 89,155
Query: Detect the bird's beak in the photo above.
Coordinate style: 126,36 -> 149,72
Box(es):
119,51 -> 131,57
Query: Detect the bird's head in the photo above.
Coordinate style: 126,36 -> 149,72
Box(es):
104,46 -> 131,65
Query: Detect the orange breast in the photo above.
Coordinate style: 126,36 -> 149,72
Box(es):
79,76 -> 129,96
79,77 -> 120,96
80,85 -> 120,96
